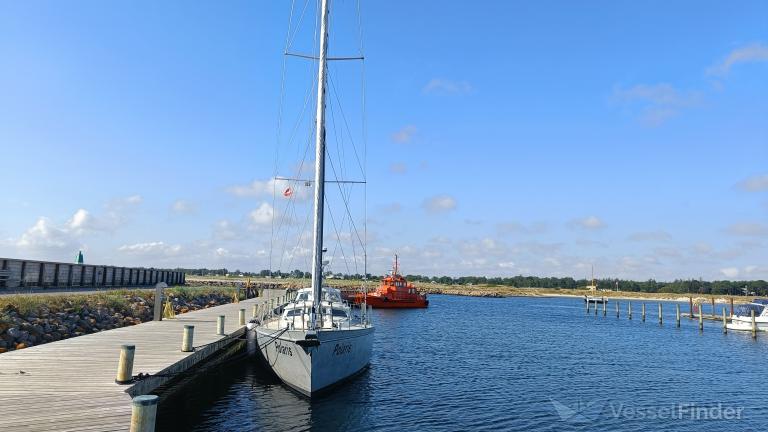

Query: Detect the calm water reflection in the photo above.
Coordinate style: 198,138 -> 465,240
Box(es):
157,295 -> 768,431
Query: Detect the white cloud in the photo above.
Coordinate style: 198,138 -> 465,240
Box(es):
612,83 -> 701,126
16,217 -> 78,251
569,216 -> 605,230
725,222 -> 768,237
118,241 -> 182,256
389,162 -> 408,174
720,267 -> 740,278
422,78 -> 473,95
498,261 -> 516,269
171,199 -> 196,214
497,221 -> 548,235
735,174 -> 768,192
391,125 -> 417,143
423,195 -> 457,213
249,202 -> 275,227
708,43 -> 768,76
628,230 -> 672,242
228,177 -> 310,201
213,220 -> 239,241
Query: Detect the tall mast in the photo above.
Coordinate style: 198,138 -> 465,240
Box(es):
310,0 -> 331,328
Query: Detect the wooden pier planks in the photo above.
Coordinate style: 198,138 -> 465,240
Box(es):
0,290 -> 283,431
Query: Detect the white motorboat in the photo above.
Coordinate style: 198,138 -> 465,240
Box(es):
726,299 -> 768,332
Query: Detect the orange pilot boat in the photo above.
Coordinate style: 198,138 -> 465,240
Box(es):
351,255 -> 428,308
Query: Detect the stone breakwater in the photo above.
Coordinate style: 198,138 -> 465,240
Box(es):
0,292 -> 235,354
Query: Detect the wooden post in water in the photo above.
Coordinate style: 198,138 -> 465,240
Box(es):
239,308 -> 246,326
658,303 -> 663,325
730,297 -> 734,317
602,299 -> 606,316
615,300 -> 619,318
595,300 -> 598,316
641,303 -> 646,322
130,394 -> 158,432
217,315 -> 225,335
711,298 -> 716,318
182,325 -> 194,352
722,308 -> 727,334
752,310 -> 757,339
115,344 -> 135,384
689,297 -> 693,319
699,308 -> 704,331
675,304 -> 680,327
628,301 -> 632,320
585,299 -> 589,314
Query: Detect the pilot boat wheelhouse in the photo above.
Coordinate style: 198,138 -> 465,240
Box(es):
347,255 -> 428,309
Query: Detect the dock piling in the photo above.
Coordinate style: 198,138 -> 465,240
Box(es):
658,303 -> 663,325
641,303 -> 646,322
722,308 -> 727,334
115,344 -> 135,384
689,297 -> 693,319
586,300 -> 590,314
730,297 -> 734,317
752,310 -> 757,339
699,308 -> 704,331
675,304 -> 680,327
252,304 -> 258,318
217,315 -> 225,336
239,308 -> 246,326
130,395 -> 158,432
711,298 -> 716,318
602,299 -> 606,316
595,300 -> 598,316
182,325 -> 194,352
628,302 -> 632,320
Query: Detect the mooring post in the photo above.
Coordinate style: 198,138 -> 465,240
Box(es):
153,282 -> 166,322
641,303 -> 646,322
585,299 -> 589,314
628,301 -> 632,320
217,315 -> 225,336
711,298 -> 715,318
615,301 -> 619,318
675,304 -> 680,327
252,304 -> 258,318
722,308 -> 727,334
602,299 -> 606,316
594,300 -> 598,316
115,344 -> 135,384
699,308 -> 704,331
752,310 -> 757,339
658,303 -> 663,325
689,297 -> 693,319
130,395 -> 158,432
181,325 -> 194,352
239,308 -> 246,326
730,297 -> 734,317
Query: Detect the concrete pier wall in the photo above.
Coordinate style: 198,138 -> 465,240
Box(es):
0,257 -> 185,289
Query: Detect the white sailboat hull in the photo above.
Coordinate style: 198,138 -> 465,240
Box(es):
726,316 -> 768,332
255,325 -> 374,396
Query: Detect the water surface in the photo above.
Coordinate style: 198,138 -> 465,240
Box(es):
157,295 -> 768,431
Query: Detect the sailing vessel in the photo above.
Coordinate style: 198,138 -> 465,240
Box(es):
346,255 -> 428,308
254,0 -> 374,396
584,265 -> 606,304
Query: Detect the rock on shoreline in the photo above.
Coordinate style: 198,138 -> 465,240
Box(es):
0,292 -> 236,354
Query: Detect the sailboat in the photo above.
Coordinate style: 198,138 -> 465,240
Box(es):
253,0 -> 374,397
584,265 -> 606,304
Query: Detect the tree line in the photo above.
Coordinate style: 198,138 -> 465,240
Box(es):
177,267 -> 768,296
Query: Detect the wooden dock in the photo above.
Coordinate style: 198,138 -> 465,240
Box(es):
0,291 -> 284,431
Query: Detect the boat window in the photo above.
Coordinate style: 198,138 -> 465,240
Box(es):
285,309 -> 303,317
296,293 -> 309,301
332,309 -> 347,318
734,304 -> 765,317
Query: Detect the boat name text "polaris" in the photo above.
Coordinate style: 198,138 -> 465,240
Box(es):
275,341 -> 293,356
333,343 -> 352,356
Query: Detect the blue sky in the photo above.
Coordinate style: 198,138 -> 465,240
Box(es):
1,1 -> 766,280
